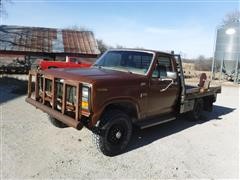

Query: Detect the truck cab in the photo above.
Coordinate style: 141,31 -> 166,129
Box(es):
26,49 -> 221,156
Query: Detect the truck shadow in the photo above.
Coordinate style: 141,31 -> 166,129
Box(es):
126,105 -> 235,153
0,76 -> 30,104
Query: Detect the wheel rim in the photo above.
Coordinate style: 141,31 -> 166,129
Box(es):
107,123 -> 126,145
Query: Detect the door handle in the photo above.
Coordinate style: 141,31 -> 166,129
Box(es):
160,79 -> 174,92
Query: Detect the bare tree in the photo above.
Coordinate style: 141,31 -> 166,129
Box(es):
96,39 -> 109,54
222,10 -> 240,25
116,44 -> 125,49
194,55 -> 212,71
0,0 -> 11,18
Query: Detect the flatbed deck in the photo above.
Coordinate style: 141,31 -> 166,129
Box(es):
185,85 -> 221,99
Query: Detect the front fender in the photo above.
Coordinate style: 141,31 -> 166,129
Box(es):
90,97 -> 140,127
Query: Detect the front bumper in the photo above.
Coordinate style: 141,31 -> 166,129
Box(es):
26,97 -> 83,129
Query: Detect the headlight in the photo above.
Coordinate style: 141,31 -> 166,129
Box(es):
82,86 -> 90,110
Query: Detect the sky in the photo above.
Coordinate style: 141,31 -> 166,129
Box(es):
1,0 -> 239,58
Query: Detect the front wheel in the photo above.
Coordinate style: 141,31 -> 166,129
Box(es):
92,110 -> 132,156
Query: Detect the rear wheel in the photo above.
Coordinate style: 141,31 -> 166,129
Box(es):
92,109 -> 132,156
188,98 -> 203,121
48,115 -> 68,128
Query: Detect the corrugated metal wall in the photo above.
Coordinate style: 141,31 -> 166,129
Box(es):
213,21 -> 240,82
0,25 -> 100,55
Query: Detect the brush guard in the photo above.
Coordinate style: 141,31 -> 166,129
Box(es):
25,70 -> 84,130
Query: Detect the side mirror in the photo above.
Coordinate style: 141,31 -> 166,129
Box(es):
166,72 -> 177,79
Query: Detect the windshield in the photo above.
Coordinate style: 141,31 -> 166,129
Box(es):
94,50 -> 154,75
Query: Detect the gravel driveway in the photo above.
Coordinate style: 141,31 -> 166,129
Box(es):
1,76 -> 239,179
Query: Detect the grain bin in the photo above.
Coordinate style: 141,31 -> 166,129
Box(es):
212,21 -> 240,82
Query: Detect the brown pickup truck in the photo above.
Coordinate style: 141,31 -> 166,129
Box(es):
26,49 -> 221,156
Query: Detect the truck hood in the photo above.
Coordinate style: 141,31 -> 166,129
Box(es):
43,67 -> 146,84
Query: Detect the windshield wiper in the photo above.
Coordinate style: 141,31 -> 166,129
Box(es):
124,66 -> 132,74
126,69 -> 132,74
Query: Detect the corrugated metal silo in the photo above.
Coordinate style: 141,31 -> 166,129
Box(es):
213,21 -> 240,82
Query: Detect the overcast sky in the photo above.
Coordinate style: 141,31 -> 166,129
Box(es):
2,0 -> 239,58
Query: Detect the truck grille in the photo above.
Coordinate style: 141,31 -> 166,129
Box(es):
38,77 -> 77,104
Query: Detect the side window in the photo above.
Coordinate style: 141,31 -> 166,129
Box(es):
152,56 -> 174,78
130,55 -> 152,70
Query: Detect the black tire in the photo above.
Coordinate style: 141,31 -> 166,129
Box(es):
48,115 -> 68,128
188,98 -> 204,121
92,109 -> 132,156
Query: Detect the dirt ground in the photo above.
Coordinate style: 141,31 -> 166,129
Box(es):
0,75 -> 239,179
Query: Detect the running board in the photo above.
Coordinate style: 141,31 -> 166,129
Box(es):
135,116 -> 176,129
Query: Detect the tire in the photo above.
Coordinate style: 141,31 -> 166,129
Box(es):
48,115 -> 68,128
188,98 -> 204,121
92,109 -> 132,156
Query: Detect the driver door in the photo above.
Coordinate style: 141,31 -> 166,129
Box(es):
147,55 -> 179,117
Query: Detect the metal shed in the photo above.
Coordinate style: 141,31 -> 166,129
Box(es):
0,25 -> 100,58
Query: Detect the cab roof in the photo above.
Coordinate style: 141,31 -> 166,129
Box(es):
108,48 -> 175,56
